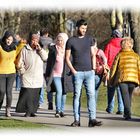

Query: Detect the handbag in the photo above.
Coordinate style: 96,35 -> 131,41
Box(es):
132,86 -> 140,96
95,50 -> 104,75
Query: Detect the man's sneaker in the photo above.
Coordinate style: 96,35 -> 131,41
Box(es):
116,111 -> 123,115
60,112 -> 66,117
88,119 -> 103,127
48,102 -> 53,110
71,121 -> 80,127
55,111 -> 60,118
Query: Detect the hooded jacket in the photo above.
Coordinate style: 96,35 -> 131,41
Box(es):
104,37 -> 123,68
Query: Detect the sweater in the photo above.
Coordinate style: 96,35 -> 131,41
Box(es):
0,42 -> 25,74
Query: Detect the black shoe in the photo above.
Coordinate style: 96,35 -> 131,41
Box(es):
55,111 -> 60,118
60,112 -> 65,117
30,113 -> 37,117
106,108 -> 112,114
88,119 -> 103,127
48,102 -> 53,110
71,121 -> 80,127
116,111 -> 123,115
124,115 -> 131,120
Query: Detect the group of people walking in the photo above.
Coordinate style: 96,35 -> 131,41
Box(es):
0,18 -> 140,127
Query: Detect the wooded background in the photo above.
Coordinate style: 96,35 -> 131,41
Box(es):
0,9 -> 140,54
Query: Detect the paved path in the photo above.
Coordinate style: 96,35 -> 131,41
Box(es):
1,88 -> 140,132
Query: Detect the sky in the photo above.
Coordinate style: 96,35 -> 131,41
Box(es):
0,0 -> 140,10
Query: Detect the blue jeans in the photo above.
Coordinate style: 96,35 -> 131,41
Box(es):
16,73 -> 21,91
95,74 -> 102,102
39,87 -> 44,105
106,85 -> 124,113
72,70 -> 96,121
53,77 -> 66,113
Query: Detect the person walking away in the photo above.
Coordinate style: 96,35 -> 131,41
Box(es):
15,33 -> 48,117
66,19 -> 102,127
93,40 -> 109,102
104,29 -> 124,114
39,28 -> 54,109
0,30 -> 25,117
109,37 -> 140,120
15,33 -> 27,91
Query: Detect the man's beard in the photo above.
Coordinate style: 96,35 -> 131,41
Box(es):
77,30 -> 85,36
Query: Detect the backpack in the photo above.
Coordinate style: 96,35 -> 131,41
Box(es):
95,49 -> 104,75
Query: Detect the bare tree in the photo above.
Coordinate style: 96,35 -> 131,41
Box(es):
129,9 -> 140,54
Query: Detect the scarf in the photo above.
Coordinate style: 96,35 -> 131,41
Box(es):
1,41 -> 16,52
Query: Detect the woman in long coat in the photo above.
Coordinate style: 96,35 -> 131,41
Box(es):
16,33 -> 48,117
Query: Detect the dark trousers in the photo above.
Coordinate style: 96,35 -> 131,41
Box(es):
119,82 -> 136,117
0,74 -> 16,109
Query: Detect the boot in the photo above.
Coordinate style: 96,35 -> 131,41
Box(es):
6,107 -> 11,117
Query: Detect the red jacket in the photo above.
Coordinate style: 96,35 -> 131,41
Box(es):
104,37 -> 123,68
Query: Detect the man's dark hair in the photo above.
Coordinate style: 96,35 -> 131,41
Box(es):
40,28 -> 49,36
76,19 -> 87,28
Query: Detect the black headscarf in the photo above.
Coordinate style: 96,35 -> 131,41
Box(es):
0,30 -> 16,52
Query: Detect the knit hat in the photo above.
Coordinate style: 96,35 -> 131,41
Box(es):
112,29 -> 122,38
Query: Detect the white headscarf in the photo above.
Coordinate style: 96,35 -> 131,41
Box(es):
56,33 -> 68,48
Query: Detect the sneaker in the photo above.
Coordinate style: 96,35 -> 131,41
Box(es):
88,119 -> 103,127
60,112 -> 66,117
116,111 -> 123,115
71,121 -> 80,127
48,102 -> 53,110
55,111 -> 60,118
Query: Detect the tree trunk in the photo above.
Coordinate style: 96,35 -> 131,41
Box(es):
130,10 -> 140,55
0,10 -> 5,36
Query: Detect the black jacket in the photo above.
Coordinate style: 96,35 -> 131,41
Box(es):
45,44 -> 73,93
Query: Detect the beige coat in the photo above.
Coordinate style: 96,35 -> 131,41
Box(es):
17,44 -> 48,88
110,48 -> 140,86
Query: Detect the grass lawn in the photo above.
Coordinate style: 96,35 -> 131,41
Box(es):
0,118 -> 49,129
66,83 -> 140,117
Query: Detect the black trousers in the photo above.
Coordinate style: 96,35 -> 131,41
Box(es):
119,82 -> 136,117
0,73 -> 16,109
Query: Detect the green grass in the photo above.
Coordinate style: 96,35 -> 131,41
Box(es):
0,118 -> 49,129
66,83 -> 140,117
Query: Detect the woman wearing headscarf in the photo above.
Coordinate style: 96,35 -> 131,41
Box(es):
45,33 -> 73,117
16,33 -> 48,117
0,30 -> 25,117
